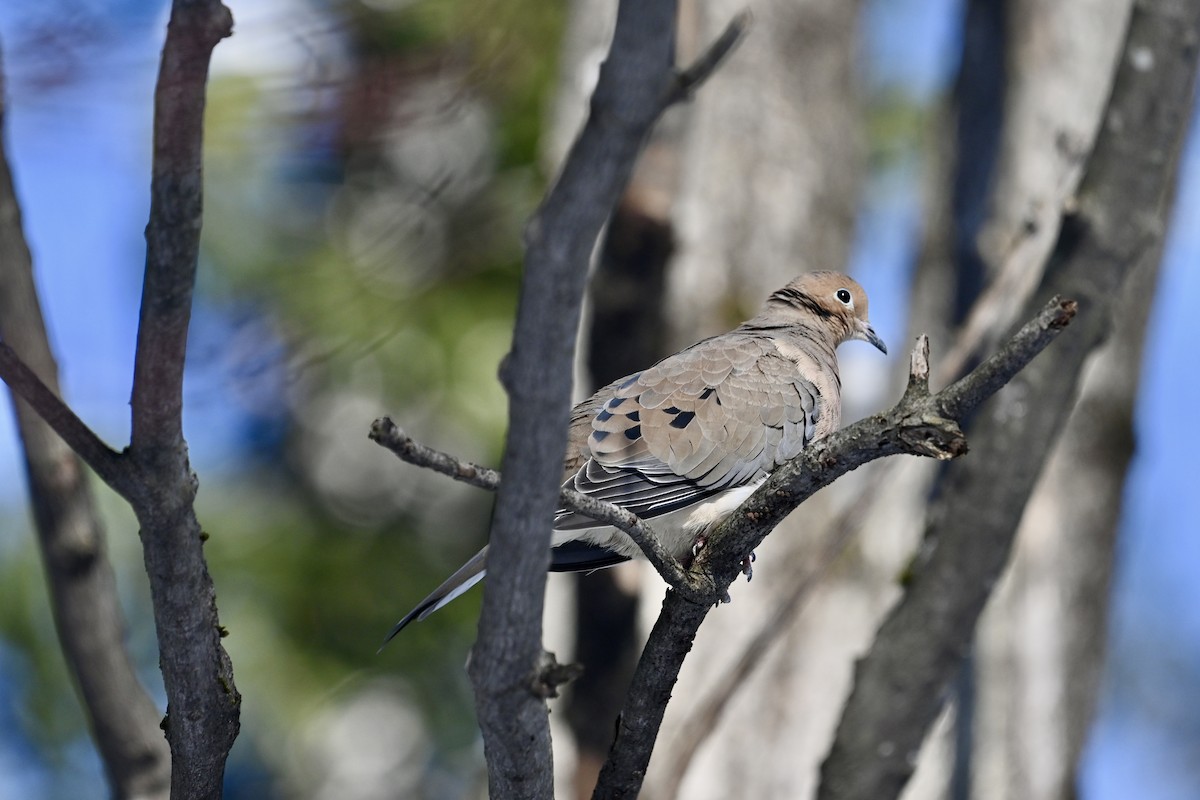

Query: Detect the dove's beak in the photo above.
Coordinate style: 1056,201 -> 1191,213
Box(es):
857,319 -> 887,355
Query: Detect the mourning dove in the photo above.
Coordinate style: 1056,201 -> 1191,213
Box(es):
383,271 -> 885,642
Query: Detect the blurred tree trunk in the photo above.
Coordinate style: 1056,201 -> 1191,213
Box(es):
544,1 -> 1153,798
895,0 -> 1013,792
966,2 -> 1133,799
665,0 -> 864,341
972,251 -> 1161,800
890,1 -> 1137,797
545,2 -> 866,798
543,4 -> 682,797
644,2 -> 868,798
895,1 -> 1135,798
0,68 -> 172,800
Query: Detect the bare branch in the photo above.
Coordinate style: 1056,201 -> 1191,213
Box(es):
128,2 -> 240,798
0,74 -> 170,797
657,489 -> 874,797
817,1 -> 1200,797
129,0 -> 233,460
0,4 -> 237,795
369,418 -> 502,490
560,484 -> 706,601
369,418 -> 708,603
0,341 -> 128,492
657,302 -> 1075,789
936,296 -> 1077,420
591,295 -> 1076,799
665,10 -> 751,105
464,2 -> 686,794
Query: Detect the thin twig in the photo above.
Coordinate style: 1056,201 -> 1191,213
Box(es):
369,418 -> 501,489
368,418 -> 707,602
0,341 -> 129,493
666,10 -> 752,105
936,297 -> 1077,420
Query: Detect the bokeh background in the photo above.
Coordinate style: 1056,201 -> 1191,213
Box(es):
0,0 -> 1196,798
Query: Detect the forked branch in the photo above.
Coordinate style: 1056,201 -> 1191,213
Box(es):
370,295 -> 1076,800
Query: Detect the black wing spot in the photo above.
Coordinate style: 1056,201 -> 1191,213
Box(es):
625,425 -> 642,440
669,411 -> 696,429
626,410 -> 640,422
596,409 -> 613,422
663,406 -> 681,415
608,396 -> 627,408
592,430 -> 611,442
699,388 -> 715,400
619,373 -> 641,389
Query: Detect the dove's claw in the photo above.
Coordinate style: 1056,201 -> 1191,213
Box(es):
741,551 -> 756,582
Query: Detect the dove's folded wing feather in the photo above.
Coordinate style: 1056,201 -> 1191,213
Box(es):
555,334 -> 820,529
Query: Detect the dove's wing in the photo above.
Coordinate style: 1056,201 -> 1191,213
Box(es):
555,333 -> 822,530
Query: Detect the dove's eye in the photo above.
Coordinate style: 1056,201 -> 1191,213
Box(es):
836,288 -> 852,305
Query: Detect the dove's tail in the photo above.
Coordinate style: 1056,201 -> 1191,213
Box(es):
379,546 -> 488,650
380,539 -> 630,649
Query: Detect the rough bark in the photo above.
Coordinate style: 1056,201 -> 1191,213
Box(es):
566,197 -> 674,798
816,1 -> 1200,796
543,5 -> 686,795
463,4 -> 746,796
0,60 -> 171,800
911,3 -> 1011,789
0,2 -> 239,797
131,4 -> 240,796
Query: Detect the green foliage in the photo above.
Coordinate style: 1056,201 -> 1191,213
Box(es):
190,0 -> 571,786
2,0 -> 570,791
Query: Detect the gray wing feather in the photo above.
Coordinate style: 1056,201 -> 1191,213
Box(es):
556,333 -> 823,529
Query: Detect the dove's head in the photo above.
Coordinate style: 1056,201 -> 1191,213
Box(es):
764,271 -> 887,355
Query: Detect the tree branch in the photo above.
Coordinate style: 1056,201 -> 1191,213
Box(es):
130,0 -> 232,461
127,3 -> 240,798
817,1 -> 1200,797
653,274 -> 1078,791
373,296 -> 1073,798
369,418 -> 706,602
588,296 -> 1075,799
0,341 -> 129,492
665,10 -> 751,105
463,2 -> 748,795
0,63 -> 171,798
